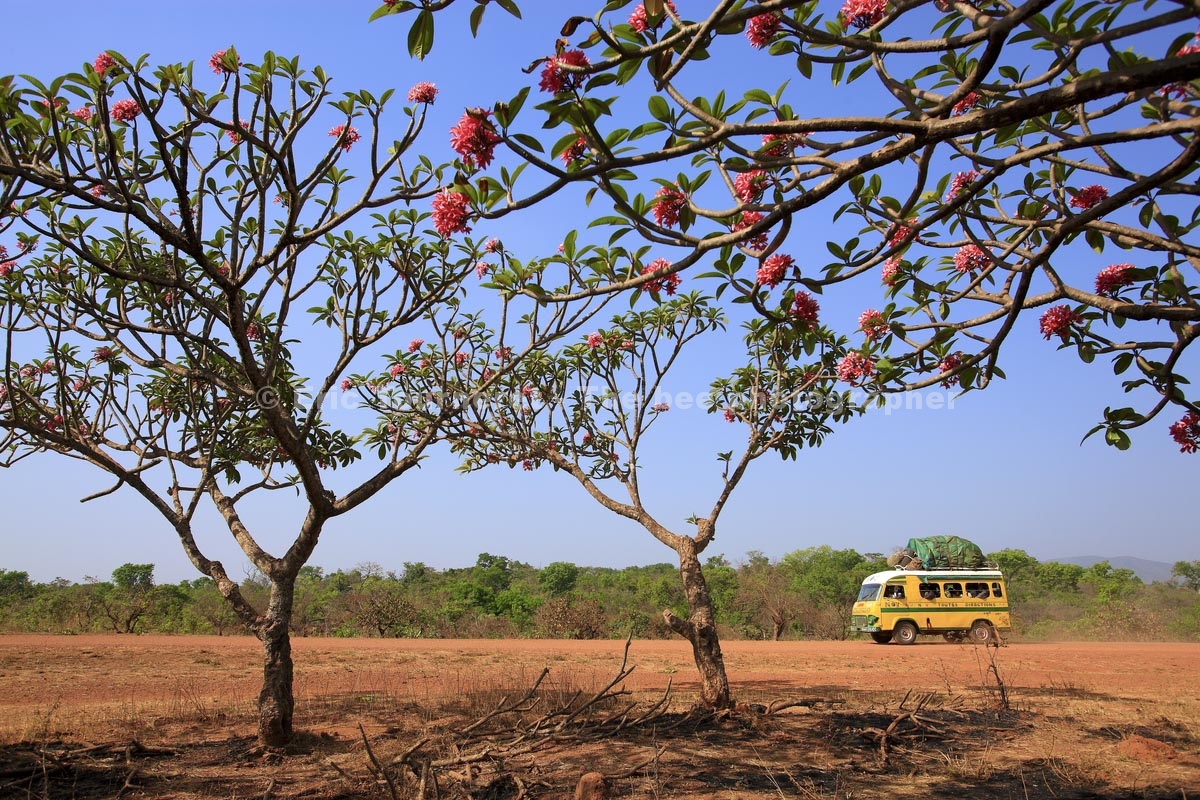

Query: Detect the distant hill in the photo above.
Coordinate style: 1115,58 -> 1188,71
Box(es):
1054,556 -> 1176,584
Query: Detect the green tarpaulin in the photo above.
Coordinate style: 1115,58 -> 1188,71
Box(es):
904,536 -> 986,570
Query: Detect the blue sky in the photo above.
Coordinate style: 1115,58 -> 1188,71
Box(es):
0,2 -> 1195,585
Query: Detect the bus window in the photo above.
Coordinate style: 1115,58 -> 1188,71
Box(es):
944,582 -> 963,599
857,583 -> 881,602
918,582 -> 941,600
965,582 -> 989,599
991,582 -> 1004,598
883,585 -> 905,600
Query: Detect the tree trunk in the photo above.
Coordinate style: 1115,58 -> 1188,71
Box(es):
662,540 -> 733,709
256,580 -> 295,746
771,614 -> 787,642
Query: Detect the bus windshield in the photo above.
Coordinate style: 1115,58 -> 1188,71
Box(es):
857,583 -> 881,602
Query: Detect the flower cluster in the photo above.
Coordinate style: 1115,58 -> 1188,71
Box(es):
209,49 -> 239,75
475,261 -> 490,279
746,13 -> 783,48
586,332 -> 604,349
1169,411 -> 1200,454
329,124 -> 360,152
762,131 -> 806,157
629,0 -> 676,32
560,134 -> 588,164
431,189 -> 471,237
539,50 -> 590,94
734,170 -> 768,203
945,170 -> 979,202
790,291 -> 820,329
951,92 -> 981,116
653,185 -> 687,228
841,0 -> 885,29
450,110 -> 502,170
407,82 -> 438,104
228,119 -> 250,145
71,107 -> 93,123
1069,184 -> 1108,210
858,309 -> 890,341
938,353 -> 962,387
731,211 -> 770,251
837,352 -> 875,384
1039,305 -> 1082,340
408,338 -> 424,353
756,253 -> 793,289
94,53 -> 116,77
1094,263 -> 1136,296
641,258 -> 681,295
888,223 -> 917,247
953,244 -> 989,274
881,257 -> 902,285
110,99 -> 141,123
651,402 -> 670,413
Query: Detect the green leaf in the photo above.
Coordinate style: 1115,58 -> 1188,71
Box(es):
647,95 -> 671,123
407,10 -> 435,60
494,0 -> 522,19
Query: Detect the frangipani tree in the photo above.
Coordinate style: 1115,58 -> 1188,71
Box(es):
378,0 -> 1200,452
0,50 -> 606,744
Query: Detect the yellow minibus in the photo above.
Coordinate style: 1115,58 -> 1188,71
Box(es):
850,568 -> 1010,644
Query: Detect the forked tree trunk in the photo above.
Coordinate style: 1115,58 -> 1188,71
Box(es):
256,579 -> 295,746
663,540 -> 733,709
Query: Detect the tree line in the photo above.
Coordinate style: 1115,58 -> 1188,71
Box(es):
3,551 -> 1197,641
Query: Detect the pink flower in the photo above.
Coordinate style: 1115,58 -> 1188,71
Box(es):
560,135 -> 588,164
582,432 -> 593,444
881,257 -> 902,285
837,352 -> 875,384
454,352 -> 468,366
110,99 -> 141,123
329,124 -> 360,152
209,49 -> 238,75
449,110 -> 502,170
858,309 -> 890,341
641,258 -> 681,295
629,0 -> 676,32
746,13 -> 782,48
756,253 -> 793,289
653,185 -> 687,228
953,244 -> 989,274
340,378 -> 353,392
520,385 -> 534,398
522,459 -> 534,471
1039,305 -> 1082,340
407,82 -> 438,104
586,332 -> 604,349
71,107 -> 93,123
93,347 -> 115,363
790,291 -> 820,330
408,338 -> 424,353
1069,184 -> 1108,210
734,170 -> 768,203
89,185 -> 106,198
389,363 -> 406,377
94,53 -> 116,76
539,49 -> 590,94
1095,263 -> 1136,296
0,262 -> 14,278
1169,411 -> 1200,454
496,346 -> 513,361
888,223 -> 917,247
652,402 -> 670,412
945,170 -> 979,202
73,379 -> 90,392
732,211 -> 769,251
938,353 -> 962,388
246,322 -> 262,340
484,238 -> 502,253
431,189 -> 471,237
228,119 -> 250,145
951,92 -> 981,116
723,407 -> 736,422
762,131 -> 806,157
841,0 -> 885,29
475,261 -> 490,279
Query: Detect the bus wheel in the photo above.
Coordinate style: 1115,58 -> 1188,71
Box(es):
969,620 -> 995,644
870,631 -> 893,644
893,621 -> 919,645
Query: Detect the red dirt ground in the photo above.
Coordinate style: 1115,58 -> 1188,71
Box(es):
1,635 -> 1197,799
